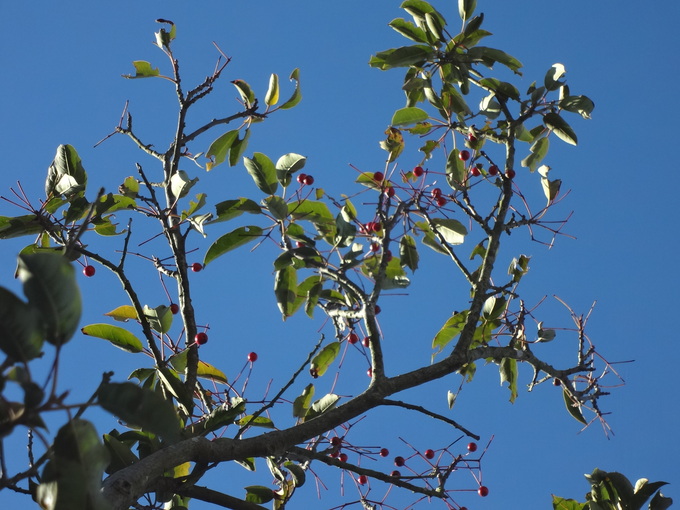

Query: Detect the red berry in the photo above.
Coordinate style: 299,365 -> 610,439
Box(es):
195,332 -> 208,345
470,166 -> 481,177
348,332 -> 359,344
390,470 -> 401,477
339,453 -> 348,462
384,186 -> 396,198
170,303 -> 180,315
295,241 -> 305,248
371,222 -> 382,233
458,150 -> 471,161
303,175 -> 315,186
466,133 -> 478,144
505,169 -> 516,179
467,442 -> 477,452
358,474 -> 368,485
478,486 -> 489,497
431,187 -> 442,198
191,262 -> 203,272
331,436 -> 342,447
436,196 -> 447,207
488,164 -> 499,176
413,166 -> 424,177
297,173 -> 307,184
384,250 -> 393,262
394,456 -> 405,467
83,265 -> 95,277
362,336 -> 370,348
329,450 -> 339,458
553,378 -> 561,386
367,367 -> 373,378
248,352 -> 258,362
460,507 -> 468,510
424,449 -> 435,459
380,448 -> 389,457
374,305 -> 381,315
373,171 -> 385,182
370,242 -> 380,252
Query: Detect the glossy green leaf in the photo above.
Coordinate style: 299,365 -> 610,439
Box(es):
445,149 -> 467,190
391,107 -> 429,126
284,461 -> 306,488
275,153 -> 307,187
98,382 -> 182,442
278,68 -> 302,110
264,73 -> 279,106
245,485 -> 275,504
243,153 -> 278,195
212,197 -> 261,224
0,287 -> 45,361
187,399 -> 246,436
17,253 -> 81,346
361,256 -> 411,290
563,388 -> 587,424
274,266 -> 298,320
432,311 -> 468,356
389,18 -> 429,43
36,419 -> 110,510
45,144 -> 87,199
293,383 -> 315,418
81,324 -> 144,353
399,235 -> 419,271
544,112 -> 578,145
468,46 -> 523,74
265,196 -> 289,221
229,129 -> 251,166
181,193 -> 207,221
310,342 -> 340,378
369,45 -> 435,70
123,60 -> 160,79
482,295 -> 506,320
500,357 -> 518,403
204,226 -> 263,267
303,393 -> 340,422
103,433 -> 138,474
289,200 -> 335,229
431,218 -> 467,245
206,130 -> 239,171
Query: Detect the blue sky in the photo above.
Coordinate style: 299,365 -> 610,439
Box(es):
0,1 -> 678,509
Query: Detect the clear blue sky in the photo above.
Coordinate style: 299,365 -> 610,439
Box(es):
0,1 -> 677,509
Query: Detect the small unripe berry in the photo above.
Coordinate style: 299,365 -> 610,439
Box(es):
248,352 -> 258,362
83,265 -> 96,277
458,150 -> 471,161
413,166 -> 424,177
195,332 -> 208,345
191,262 -> 203,272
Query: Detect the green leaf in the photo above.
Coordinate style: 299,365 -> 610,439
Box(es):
36,419 -> 110,510
544,112 -> 578,145
562,388 -> 587,424
388,18 -> 429,43
265,196 -> 289,221
500,358 -> 518,403
274,266 -> 298,320
431,218 -> 467,245
232,79 -> 255,107
181,193 -> 207,220
243,153 -> 278,195
212,197 -> 261,224
0,287 -> 45,361
458,0 -> 477,20
289,200 -> 335,240
278,68 -> 302,110
544,63 -> 567,91
293,383 -> 315,418
187,399 -> 246,436
17,253 -> 81,346
245,485 -> 275,504
432,311 -> 469,356
361,256 -> 411,290
303,393 -> 340,422
551,496 -> 587,510
0,214 -> 45,240
521,136 -> 550,172
369,45 -> 435,70
236,415 -> 275,429
559,95 -> 595,120
508,254 -> 531,283
310,342 -> 340,378
170,170 -> 198,200
284,461 -> 306,488
81,324 -> 144,353
276,153 -> 307,187
45,144 -> 87,198
445,149 -> 467,190
391,107 -> 429,126
229,129 -> 251,167
142,304 -> 173,334
204,226 -> 263,267
467,46 -> 523,74
399,235 -> 419,271
122,60 -> 160,79
539,165 -> 561,204
264,73 -> 280,106
206,130 -> 239,171
103,433 -> 138,474
197,361 -> 228,384
98,382 -> 182,442
482,295 -> 506,320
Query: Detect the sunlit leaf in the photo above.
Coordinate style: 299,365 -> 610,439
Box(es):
206,130 -> 239,171
432,311 -> 469,356
81,324 -> 144,353
204,226 -> 263,267
243,153 -> 278,195
309,342 -> 340,378
279,68 -> 302,110
123,60 -> 160,79
391,107 -> 428,126
303,393 -> 340,422
211,197 -> 261,224
544,112 -> 578,145
500,357 -> 518,403
562,388 -> 587,424
274,266 -> 297,320
293,384 -> 315,418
